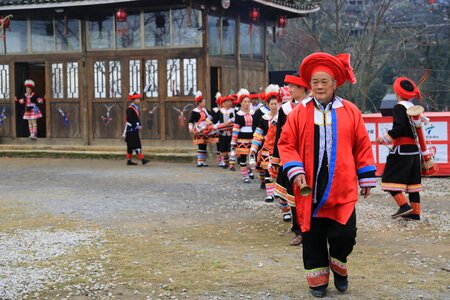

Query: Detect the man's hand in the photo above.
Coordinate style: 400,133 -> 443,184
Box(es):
360,187 -> 371,198
292,174 -> 307,188
376,137 -> 384,144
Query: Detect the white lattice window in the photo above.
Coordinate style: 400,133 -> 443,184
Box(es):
129,60 -> 141,94
167,59 -> 180,97
94,61 -> 106,98
67,62 -> 79,98
145,60 -> 158,98
52,63 -> 64,99
0,64 -> 10,99
109,60 -> 121,98
183,58 -> 197,96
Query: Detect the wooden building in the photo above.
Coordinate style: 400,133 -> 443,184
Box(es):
0,0 -> 319,146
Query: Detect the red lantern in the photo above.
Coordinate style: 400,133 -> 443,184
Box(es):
116,8 -> 128,22
0,15 -> 12,31
249,8 -> 259,23
277,16 -> 287,28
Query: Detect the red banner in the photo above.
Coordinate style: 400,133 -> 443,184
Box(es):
363,112 -> 450,177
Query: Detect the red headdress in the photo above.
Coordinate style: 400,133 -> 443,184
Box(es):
127,92 -> 142,101
24,79 -> 35,88
220,94 -> 234,104
195,90 -> 203,103
259,91 -> 266,102
230,94 -> 239,106
264,84 -> 281,103
284,74 -> 309,90
237,88 -> 250,103
249,92 -> 261,100
393,77 -> 421,100
300,52 -> 357,88
215,92 -> 223,106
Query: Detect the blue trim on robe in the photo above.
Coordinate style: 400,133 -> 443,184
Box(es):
283,161 -> 304,170
313,108 -> 338,217
357,165 -> 376,175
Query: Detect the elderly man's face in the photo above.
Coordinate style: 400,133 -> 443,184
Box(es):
288,84 -> 308,101
311,72 -> 336,104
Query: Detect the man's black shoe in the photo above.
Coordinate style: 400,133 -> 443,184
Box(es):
391,204 -> 413,219
141,159 -> 150,165
127,160 -> 138,166
333,273 -> 348,293
310,285 -> 327,298
401,214 -> 420,220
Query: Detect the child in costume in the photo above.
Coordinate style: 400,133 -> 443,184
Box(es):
16,79 -> 44,139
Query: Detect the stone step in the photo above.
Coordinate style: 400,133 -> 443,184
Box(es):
0,144 -> 198,162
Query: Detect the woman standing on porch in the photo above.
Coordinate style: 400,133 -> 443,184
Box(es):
16,79 -> 44,140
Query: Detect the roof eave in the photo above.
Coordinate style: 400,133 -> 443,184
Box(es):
0,0 -> 139,11
250,0 -> 321,15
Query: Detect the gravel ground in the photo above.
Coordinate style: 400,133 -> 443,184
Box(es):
0,157 -> 449,299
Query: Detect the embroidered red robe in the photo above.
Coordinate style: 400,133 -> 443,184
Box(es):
278,97 -> 376,232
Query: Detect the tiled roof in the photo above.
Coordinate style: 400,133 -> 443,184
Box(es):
251,0 -> 321,14
0,0 -> 139,10
0,0 -> 321,14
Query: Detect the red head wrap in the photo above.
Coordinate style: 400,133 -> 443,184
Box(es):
300,52 -> 357,88
194,91 -> 204,103
249,93 -> 261,100
237,89 -> 251,104
24,79 -> 35,88
215,92 -> 223,106
127,93 -> 142,101
284,74 -> 309,90
259,91 -> 266,102
221,95 -> 234,104
393,77 -> 421,100
264,84 -> 281,103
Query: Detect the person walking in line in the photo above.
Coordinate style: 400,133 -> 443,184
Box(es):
231,88 -> 254,183
188,91 -> 214,167
376,77 -> 423,220
278,52 -> 376,298
272,73 -> 310,245
250,84 -> 281,202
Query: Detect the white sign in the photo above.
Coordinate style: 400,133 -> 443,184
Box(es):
365,123 -> 376,141
372,145 -> 377,162
378,123 -> 392,138
378,145 -> 391,163
428,144 -> 448,163
424,122 -> 447,141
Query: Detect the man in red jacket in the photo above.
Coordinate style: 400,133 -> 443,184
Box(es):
278,52 -> 376,298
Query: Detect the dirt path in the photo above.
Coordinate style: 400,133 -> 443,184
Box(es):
0,158 -> 448,299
